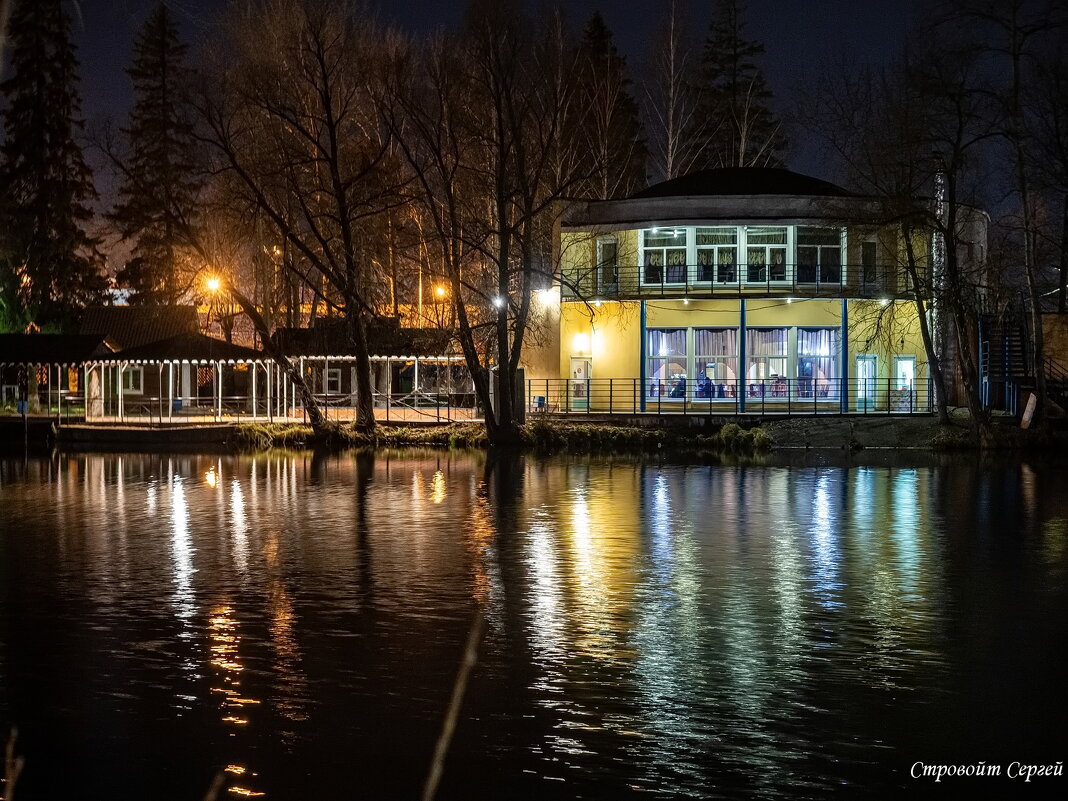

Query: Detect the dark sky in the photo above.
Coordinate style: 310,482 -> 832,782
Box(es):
71,0 -> 923,181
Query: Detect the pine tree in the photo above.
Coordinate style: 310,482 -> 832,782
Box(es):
110,2 -> 202,305
689,0 -> 788,169
0,0 -> 104,329
572,12 -> 647,199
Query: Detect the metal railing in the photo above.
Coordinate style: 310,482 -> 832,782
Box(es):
527,377 -> 933,416
79,390 -> 480,424
562,262 -> 920,300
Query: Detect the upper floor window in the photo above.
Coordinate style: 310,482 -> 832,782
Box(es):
862,240 -> 878,285
746,227 -> 788,283
797,227 -> 842,284
696,227 -> 737,283
642,228 -> 687,284
596,237 -> 619,291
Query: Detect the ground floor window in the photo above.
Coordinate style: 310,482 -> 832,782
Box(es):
746,328 -> 788,396
696,328 -> 738,398
797,328 -> 839,398
647,328 -> 687,397
325,368 -> 342,395
121,366 -> 143,394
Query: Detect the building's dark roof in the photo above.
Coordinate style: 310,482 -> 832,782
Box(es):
79,305 -> 200,350
630,168 -> 858,200
273,317 -> 453,357
0,334 -> 114,365
107,333 -> 262,363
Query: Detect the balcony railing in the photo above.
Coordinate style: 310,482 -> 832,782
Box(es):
561,262 -> 921,300
527,377 -> 933,416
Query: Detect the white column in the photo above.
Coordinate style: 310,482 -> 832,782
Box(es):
118,362 -> 125,421
252,361 -> 258,421
168,362 -> 174,422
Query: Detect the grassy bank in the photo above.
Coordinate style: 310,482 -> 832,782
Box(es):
234,419 -> 774,455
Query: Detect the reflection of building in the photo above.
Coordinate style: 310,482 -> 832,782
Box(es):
529,167 -> 990,413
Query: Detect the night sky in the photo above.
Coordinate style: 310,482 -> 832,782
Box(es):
71,0 -> 924,183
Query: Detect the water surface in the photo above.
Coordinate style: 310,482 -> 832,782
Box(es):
1,450 -> 1066,799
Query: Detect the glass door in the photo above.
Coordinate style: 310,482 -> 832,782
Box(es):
570,357 -> 592,410
892,356 -> 916,411
856,355 -> 876,410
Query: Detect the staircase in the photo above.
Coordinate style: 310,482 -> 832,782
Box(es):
980,315 -> 1031,413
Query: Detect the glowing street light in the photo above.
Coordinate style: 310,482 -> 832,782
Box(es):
492,296 -> 505,309
434,285 -> 447,299
206,276 -> 222,293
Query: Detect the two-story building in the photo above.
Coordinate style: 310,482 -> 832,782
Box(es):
526,167 -> 986,415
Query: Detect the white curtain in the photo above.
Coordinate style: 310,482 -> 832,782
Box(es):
747,328 -> 787,356
695,328 -> 736,355
798,328 -> 837,357
648,329 -> 686,357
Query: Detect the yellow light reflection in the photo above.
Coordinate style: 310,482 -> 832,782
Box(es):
205,467 -> 218,488
263,532 -> 309,726
430,469 -> 447,504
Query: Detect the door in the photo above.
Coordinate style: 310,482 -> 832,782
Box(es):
856,355 -> 876,409
570,357 -> 592,410
892,356 -> 916,411
894,356 -> 915,390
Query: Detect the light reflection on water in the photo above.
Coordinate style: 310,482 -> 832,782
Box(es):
1,450 -> 1067,800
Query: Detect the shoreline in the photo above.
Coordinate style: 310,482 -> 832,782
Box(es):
0,412 -> 1057,455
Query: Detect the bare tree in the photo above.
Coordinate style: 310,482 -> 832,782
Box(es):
939,0 -> 1068,425
388,3 -> 587,444
642,0 -> 710,182
198,0 -> 405,434
802,45 -> 997,440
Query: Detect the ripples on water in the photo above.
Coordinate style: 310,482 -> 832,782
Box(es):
1,451 -> 1066,799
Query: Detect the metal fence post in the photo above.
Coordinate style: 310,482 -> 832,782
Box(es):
609,378 -> 614,414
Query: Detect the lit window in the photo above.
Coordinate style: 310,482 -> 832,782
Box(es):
647,328 -> 687,398
642,229 -> 687,284
746,227 -> 788,283
797,328 -> 839,399
695,328 -> 738,398
696,227 -> 737,283
746,328 -> 787,397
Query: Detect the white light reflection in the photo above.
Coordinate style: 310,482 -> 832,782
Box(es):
230,480 -> 249,577
809,471 -> 843,609
170,477 -> 196,624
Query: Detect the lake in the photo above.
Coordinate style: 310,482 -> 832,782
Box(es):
1,449 -> 1066,799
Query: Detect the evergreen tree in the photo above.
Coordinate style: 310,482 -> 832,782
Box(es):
0,0 -> 104,328
110,2 -> 202,305
689,0 -> 788,169
572,12 -> 647,199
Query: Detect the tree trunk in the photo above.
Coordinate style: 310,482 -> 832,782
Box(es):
225,281 -> 327,432
903,223 -> 950,424
347,309 -> 376,434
